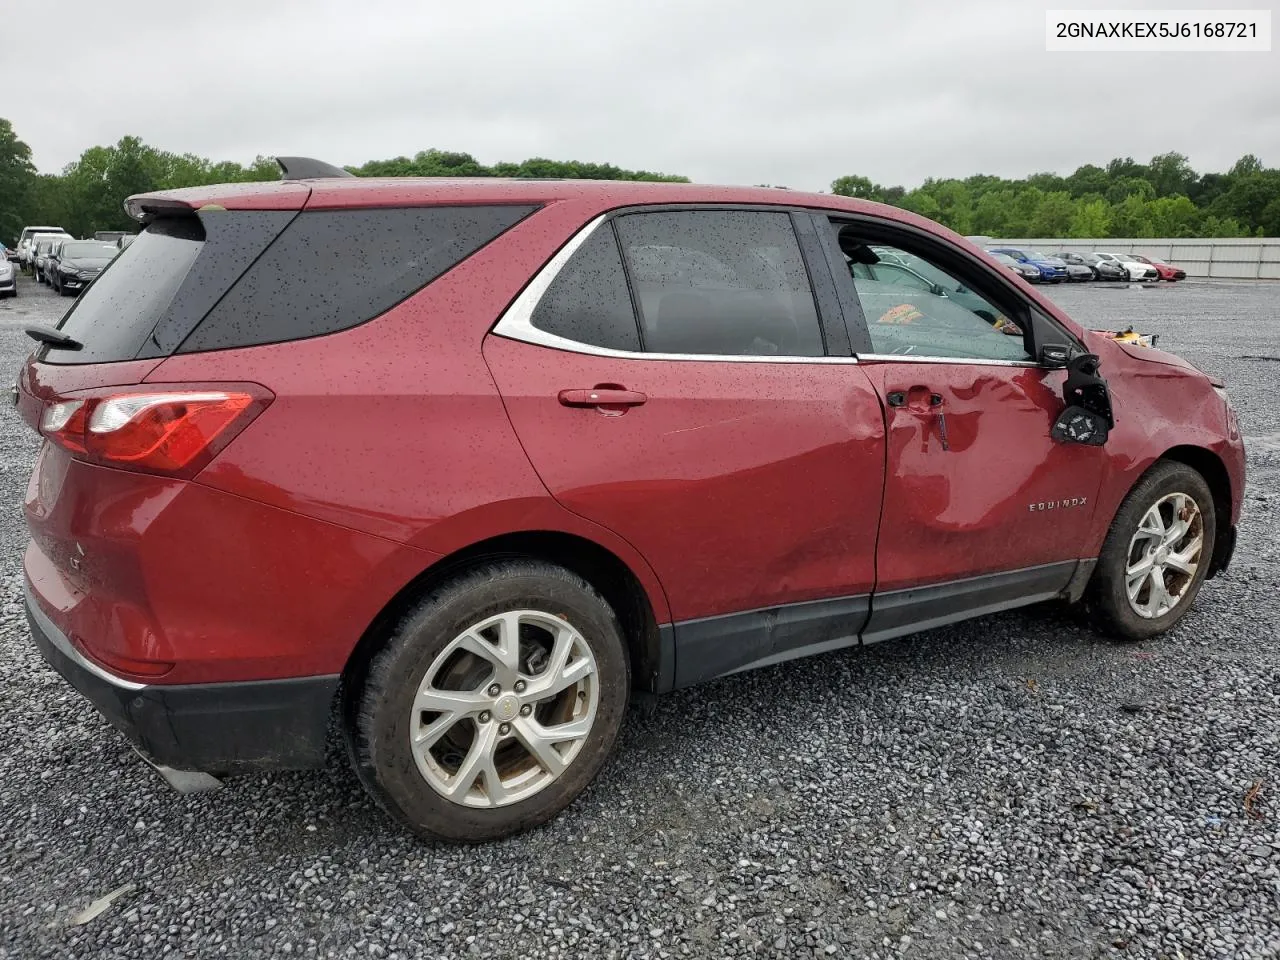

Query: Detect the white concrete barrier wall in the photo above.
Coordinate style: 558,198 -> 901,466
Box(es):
988,239 -> 1280,279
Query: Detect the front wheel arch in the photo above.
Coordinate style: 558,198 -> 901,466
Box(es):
1159,446 -> 1233,577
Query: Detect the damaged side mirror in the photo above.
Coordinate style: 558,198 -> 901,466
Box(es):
1051,352 -> 1114,446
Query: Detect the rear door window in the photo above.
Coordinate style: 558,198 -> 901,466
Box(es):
613,210 -> 825,357
181,205 -> 536,353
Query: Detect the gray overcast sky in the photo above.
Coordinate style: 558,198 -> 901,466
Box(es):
8,0 -> 1278,190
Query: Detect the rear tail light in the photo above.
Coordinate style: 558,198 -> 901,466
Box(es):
38,384 -> 272,478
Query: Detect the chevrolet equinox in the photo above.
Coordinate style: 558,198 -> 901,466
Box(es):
19,158 -> 1243,841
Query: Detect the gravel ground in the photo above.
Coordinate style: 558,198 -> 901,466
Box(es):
0,273 -> 1277,960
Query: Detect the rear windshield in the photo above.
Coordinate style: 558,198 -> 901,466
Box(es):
44,218 -> 205,364
42,204 -> 536,364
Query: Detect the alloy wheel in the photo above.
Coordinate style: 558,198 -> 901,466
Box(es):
408,610 -> 599,808
1125,492 -> 1204,619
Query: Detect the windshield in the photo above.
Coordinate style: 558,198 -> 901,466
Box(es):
60,241 -> 118,259
991,253 -> 1017,264
1026,251 -> 1051,259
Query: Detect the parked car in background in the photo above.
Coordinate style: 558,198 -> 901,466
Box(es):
116,234 -> 136,251
1055,252 -> 1126,282
987,247 -> 1068,282
31,237 -> 64,283
0,257 -> 16,297
1127,254 -> 1186,281
4,245 -> 18,262
1094,252 -> 1159,281
989,251 -> 1043,282
17,226 -> 70,274
48,239 -> 119,296
18,161 -> 1243,842
1056,257 -> 1094,282
93,231 -> 130,243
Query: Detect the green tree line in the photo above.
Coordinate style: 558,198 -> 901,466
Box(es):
3,118 -> 1277,242
831,151 -> 1280,238
0,120 -> 688,242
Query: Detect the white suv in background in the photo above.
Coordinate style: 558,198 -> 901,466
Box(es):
17,226 -> 70,274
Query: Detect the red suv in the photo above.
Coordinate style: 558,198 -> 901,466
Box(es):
19,159 -> 1243,841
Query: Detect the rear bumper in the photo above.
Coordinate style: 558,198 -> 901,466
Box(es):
26,585 -> 337,776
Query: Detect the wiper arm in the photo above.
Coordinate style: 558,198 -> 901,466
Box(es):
24,325 -> 83,349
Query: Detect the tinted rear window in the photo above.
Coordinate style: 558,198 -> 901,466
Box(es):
44,219 -> 205,364
180,205 -> 536,353
41,204 -> 535,364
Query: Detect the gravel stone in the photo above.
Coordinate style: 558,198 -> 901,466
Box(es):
1,276 -> 1278,958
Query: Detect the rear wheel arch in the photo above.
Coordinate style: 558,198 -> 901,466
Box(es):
343,530 -> 667,703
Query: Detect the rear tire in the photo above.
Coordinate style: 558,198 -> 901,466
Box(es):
1084,461 -> 1216,642
345,559 -> 630,842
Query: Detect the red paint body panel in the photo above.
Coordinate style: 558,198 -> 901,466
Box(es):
484,336 -> 886,621
143,201 -> 670,622
23,447 -> 436,684
1077,334 -> 1245,549
864,362 -> 1106,591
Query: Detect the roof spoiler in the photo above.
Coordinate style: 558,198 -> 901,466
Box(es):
275,156 -> 355,180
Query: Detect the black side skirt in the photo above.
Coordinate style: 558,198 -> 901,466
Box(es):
666,560 -> 1082,691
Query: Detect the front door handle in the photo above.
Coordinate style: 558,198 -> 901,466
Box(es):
558,387 -> 648,408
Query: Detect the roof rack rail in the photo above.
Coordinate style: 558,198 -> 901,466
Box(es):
275,157 -> 355,180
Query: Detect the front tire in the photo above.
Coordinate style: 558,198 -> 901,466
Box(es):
1085,461 -> 1216,641
346,559 -> 631,842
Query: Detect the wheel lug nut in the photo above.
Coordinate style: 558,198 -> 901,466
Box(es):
514,680 -> 526,693
478,711 -> 491,723
487,683 -> 501,697
498,723 -> 511,735
520,705 -> 532,716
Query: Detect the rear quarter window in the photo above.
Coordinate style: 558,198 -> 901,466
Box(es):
179,205 -> 537,353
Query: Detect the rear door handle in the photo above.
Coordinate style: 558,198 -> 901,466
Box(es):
558,388 -> 648,408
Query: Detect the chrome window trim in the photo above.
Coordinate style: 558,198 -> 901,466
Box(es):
857,353 -> 1042,368
491,214 -> 860,365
